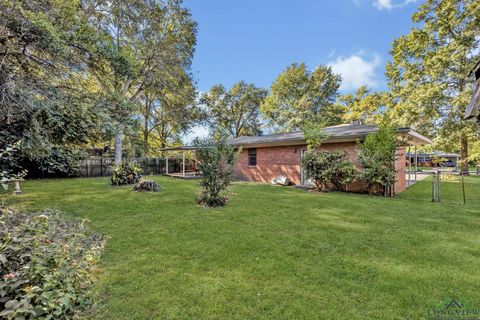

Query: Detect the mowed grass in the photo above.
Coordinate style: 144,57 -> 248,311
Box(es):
2,176 -> 480,319
399,174 -> 480,205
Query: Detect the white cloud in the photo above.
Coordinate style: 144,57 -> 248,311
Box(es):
373,0 -> 393,10
373,0 -> 416,10
328,53 -> 381,91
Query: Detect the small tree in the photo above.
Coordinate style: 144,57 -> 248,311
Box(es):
301,122 -> 356,191
194,133 -> 240,207
358,125 -> 398,195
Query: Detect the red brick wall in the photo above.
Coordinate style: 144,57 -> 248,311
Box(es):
395,147 -> 407,193
233,145 -> 304,185
233,142 -> 360,186
233,142 -> 407,194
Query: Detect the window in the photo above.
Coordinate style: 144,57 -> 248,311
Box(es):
248,148 -> 257,166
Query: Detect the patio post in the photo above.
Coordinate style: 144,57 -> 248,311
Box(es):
182,150 -> 186,177
166,155 -> 169,174
414,145 -> 417,181
408,145 -> 411,184
193,150 -> 197,176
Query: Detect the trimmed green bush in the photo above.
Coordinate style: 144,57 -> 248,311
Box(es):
0,206 -> 104,319
302,150 -> 357,191
111,161 -> 142,186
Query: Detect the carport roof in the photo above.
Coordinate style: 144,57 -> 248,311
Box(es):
406,151 -> 461,158
158,146 -> 202,151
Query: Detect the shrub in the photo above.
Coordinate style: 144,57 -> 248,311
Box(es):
111,161 -> 142,186
32,148 -> 85,178
194,134 -> 240,207
302,150 -> 357,191
358,125 -> 398,195
133,179 -> 160,192
0,206 -> 104,319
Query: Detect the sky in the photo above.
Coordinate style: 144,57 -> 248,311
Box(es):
183,0 -> 420,141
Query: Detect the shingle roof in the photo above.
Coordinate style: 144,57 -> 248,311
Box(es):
228,124 -> 431,146
228,124 -> 376,146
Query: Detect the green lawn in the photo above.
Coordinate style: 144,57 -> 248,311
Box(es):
2,176 -> 480,319
399,175 -> 480,205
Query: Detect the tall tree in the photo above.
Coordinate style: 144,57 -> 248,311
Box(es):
386,0 -> 480,174
84,0 -> 197,164
337,86 -> 393,125
0,0 -> 104,176
140,71 -> 200,154
261,63 -> 342,131
200,81 -> 267,137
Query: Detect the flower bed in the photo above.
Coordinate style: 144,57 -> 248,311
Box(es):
0,206 -> 104,319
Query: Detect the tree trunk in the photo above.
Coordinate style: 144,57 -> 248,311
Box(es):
460,135 -> 469,175
115,123 -> 125,165
143,127 -> 149,156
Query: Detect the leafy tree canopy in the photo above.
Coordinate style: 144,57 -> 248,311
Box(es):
84,0 -> 198,164
140,71 -> 200,155
336,86 -> 393,125
0,0 -> 107,176
200,81 -> 267,138
0,0 -> 199,176
386,0 -> 480,173
261,63 -> 343,131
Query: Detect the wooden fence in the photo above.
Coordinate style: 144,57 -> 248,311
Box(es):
79,157 -> 189,177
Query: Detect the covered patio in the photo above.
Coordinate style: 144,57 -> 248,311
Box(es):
397,128 -> 433,186
159,146 -> 203,179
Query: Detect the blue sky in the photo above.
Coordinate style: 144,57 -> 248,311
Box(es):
183,0 -> 420,140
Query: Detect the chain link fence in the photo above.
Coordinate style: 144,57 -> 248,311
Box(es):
400,171 -> 480,206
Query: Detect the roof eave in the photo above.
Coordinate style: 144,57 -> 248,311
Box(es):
229,133 -> 384,148
397,129 -> 432,146
158,146 -> 205,151
228,126 -> 432,148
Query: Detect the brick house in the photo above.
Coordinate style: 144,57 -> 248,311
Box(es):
228,124 -> 431,194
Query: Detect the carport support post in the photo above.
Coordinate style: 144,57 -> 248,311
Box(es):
414,145 -> 418,181
408,145 -> 412,184
193,150 -> 197,176
166,155 -> 169,174
182,150 -> 186,177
